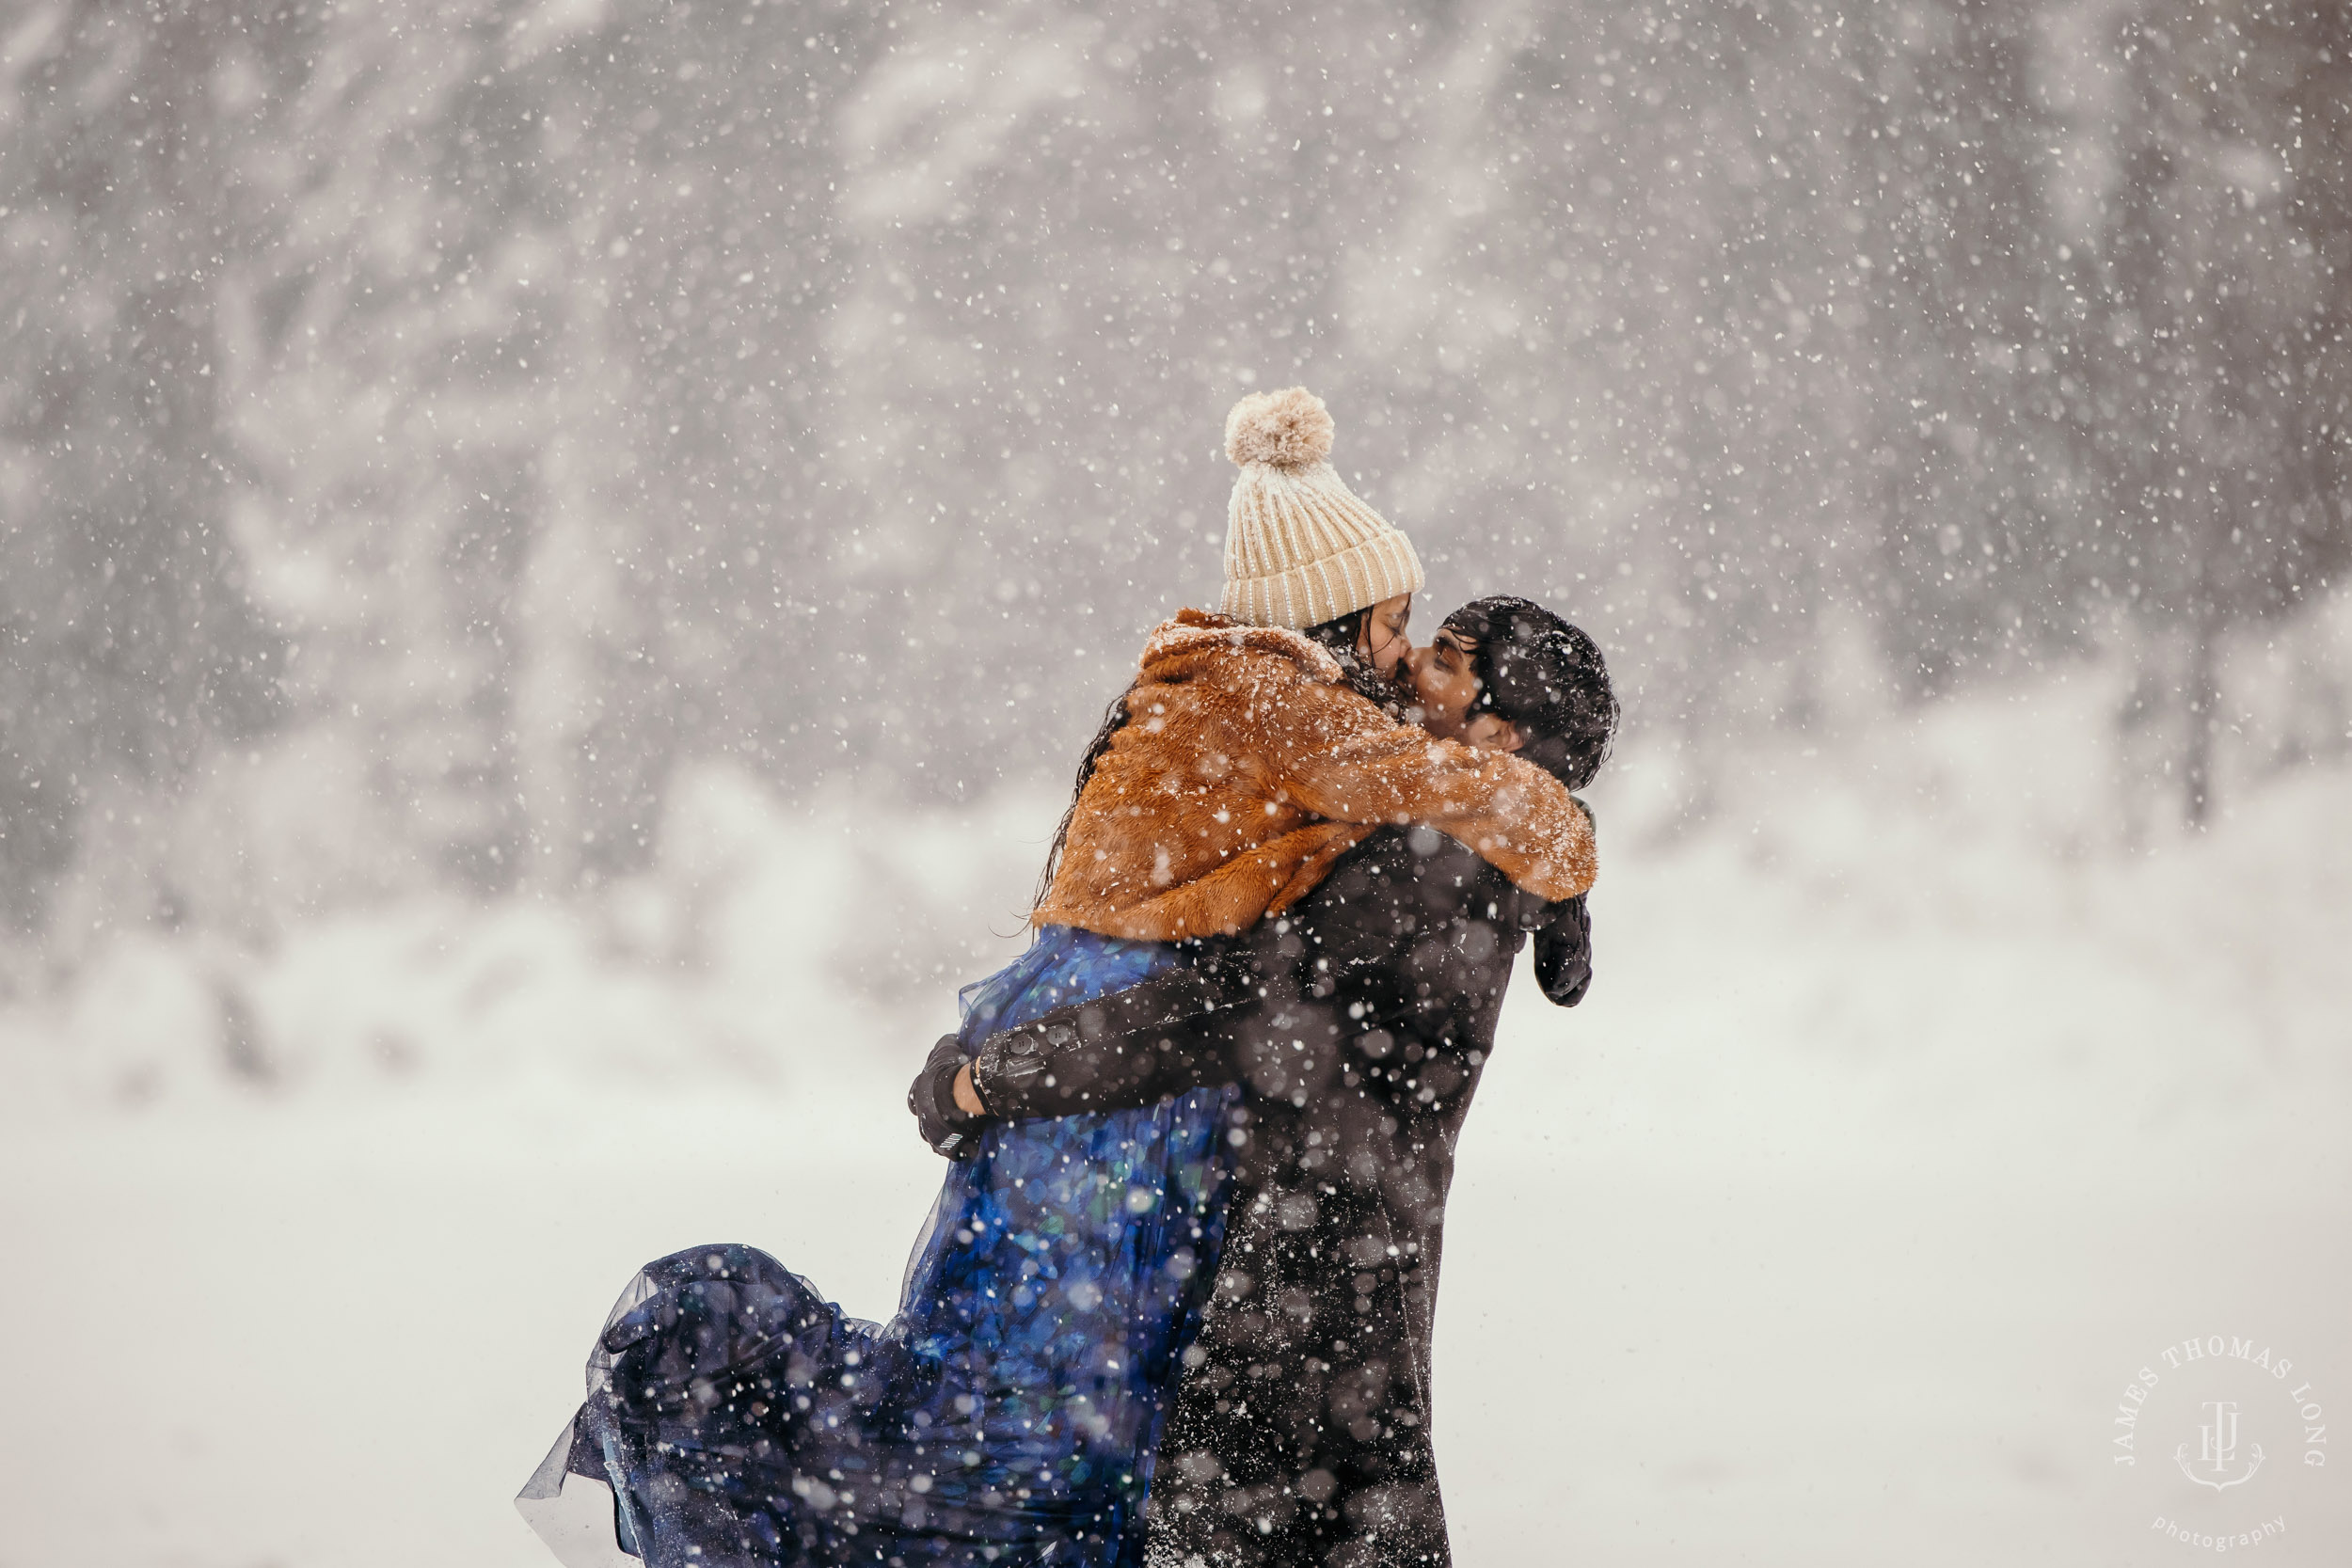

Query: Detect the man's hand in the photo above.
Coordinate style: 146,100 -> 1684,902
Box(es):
908,1033 -> 985,1160
952,1063 -> 986,1117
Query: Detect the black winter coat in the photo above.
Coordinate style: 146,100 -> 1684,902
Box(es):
965,826 -> 1591,1568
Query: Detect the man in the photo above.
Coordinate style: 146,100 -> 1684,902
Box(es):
912,597 -> 1617,1567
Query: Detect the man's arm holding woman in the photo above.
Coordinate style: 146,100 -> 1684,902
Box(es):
912,837 -> 1594,1149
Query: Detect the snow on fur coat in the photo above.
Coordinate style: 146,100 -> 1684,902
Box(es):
1031,609 -> 1597,942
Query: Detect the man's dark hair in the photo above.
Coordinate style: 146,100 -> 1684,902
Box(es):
1440,595 -> 1618,791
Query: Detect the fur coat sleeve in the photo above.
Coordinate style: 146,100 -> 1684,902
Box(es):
1031,610 -> 1597,942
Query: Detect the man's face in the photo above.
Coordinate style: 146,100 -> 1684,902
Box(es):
1409,626 -> 1483,740
1409,626 -> 1525,754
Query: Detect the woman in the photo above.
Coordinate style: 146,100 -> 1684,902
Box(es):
518,389 -> 1597,1568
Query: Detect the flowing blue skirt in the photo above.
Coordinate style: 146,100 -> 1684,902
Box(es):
520,927 -> 1236,1568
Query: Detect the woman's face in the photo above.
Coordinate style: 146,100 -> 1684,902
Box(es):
1358,594 -> 1414,678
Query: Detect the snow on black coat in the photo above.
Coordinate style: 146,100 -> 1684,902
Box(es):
965,825 -> 1591,1567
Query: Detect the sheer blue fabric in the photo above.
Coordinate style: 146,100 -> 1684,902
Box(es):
541,927 -> 1236,1568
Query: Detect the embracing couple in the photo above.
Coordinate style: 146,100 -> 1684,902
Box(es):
519,388 -> 1620,1568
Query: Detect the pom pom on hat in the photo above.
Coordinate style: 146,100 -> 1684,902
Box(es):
1224,386 -> 1335,470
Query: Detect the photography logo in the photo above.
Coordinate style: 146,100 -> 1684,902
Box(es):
2181,1398 -> 2261,1491
2113,1336 -> 2329,1553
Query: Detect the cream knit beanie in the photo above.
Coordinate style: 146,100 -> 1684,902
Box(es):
1218,387 -> 1425,629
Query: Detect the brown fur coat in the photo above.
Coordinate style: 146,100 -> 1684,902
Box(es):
1032,610 -> 1597,942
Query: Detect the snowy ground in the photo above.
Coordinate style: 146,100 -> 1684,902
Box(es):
5,661 -> 2349,1567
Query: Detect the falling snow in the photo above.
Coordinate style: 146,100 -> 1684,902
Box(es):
3,1 -> 2349,1564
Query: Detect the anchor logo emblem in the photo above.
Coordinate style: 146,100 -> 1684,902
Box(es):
2174,1400 -> 2265,1491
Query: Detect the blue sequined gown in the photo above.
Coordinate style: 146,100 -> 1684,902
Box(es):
521,927 -> 1236,1568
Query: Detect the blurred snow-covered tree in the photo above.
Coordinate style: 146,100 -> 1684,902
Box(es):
0,0 -> 293,932
2041,0 -> 2351,821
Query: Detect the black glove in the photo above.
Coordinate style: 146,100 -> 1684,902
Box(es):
909,1033 -> 983,1160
